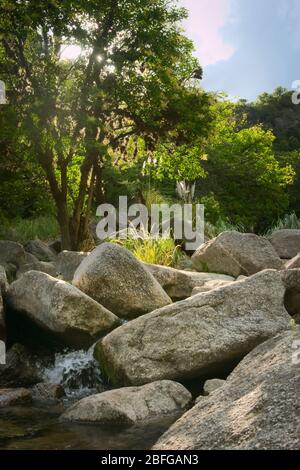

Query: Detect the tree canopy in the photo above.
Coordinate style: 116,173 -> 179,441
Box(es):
0,0 -> 213,248
0,2 -> 299,242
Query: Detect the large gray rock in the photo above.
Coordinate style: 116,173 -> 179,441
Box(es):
144,263 -> 234,300
7,271 -> 121,348
191,280 -> 234,296
192,231 -> 283,276
153,329 -> 300,450
56,251 -> 89,281
73,243 -> 172,319
16,261 -> 58,279
285,253 -> 300,269
269,229 -> 300,259
24,239 -> 57,262
61,380 -> 192,426
95,270 -> 290,386
0,241 -> 26,268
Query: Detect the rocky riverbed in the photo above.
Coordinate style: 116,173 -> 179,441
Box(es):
0,231 -> 299,450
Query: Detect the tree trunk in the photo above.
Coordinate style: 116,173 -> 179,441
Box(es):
57,200 -> 72,250
57,206 -> 94,252
66,164 -> 97,251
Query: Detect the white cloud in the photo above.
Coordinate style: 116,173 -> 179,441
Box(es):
180,0 -> 236,66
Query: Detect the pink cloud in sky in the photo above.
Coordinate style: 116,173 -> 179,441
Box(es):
179,0 -> 236,66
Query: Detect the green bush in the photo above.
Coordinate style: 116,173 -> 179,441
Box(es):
197,193 -> 223,225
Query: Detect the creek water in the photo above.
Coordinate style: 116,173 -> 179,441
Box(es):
0,404 -> 178,450
0,346 -> 179,450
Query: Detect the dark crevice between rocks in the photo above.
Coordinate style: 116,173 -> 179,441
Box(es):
180,355 -> 246,399
284,287 -> 300,322
5,305 -> 66,354
4,303 -> 108,353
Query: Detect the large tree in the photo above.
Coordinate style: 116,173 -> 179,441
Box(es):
0,0 -> 212,249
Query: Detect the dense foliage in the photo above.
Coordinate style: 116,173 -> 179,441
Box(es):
0,0 -> 213,249
237,87 -> 300,219
199,101 -> 294,231
0,2 -> 299,243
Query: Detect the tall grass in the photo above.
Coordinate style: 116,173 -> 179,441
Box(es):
110,226 -> 185,267
265,212 -> 300,235
0,215 -> 59,244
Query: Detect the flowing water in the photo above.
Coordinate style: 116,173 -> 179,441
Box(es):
0,346 -> 178,450
42,345 -> 104,398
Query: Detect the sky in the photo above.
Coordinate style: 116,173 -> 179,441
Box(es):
180,0 -> 300,101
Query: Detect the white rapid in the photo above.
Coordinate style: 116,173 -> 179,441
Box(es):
42,344 -> 103,398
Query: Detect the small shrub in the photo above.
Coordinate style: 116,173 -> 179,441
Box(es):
289,318 -> 297,331
132,238 -> 184,267
205,217 -> 245,239
266,212 -> 300,235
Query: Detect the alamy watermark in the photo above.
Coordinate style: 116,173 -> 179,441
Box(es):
96,196 -> 204,250
0,340 -> 6,365
0,80 -> 6,104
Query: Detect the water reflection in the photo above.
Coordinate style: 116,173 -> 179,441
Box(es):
0,404 -> 179,450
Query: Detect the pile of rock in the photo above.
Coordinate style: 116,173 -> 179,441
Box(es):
73,243 -> 172,319
191,231 -> 284,276
6,270 -> 121,348
94,269 -> 291,386
0,229 -> 299,450
0,239 -> 58,283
